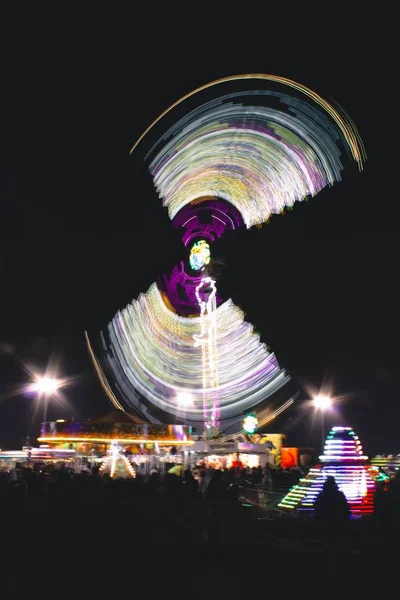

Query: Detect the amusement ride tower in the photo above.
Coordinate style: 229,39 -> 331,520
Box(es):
86,74 -> 365,438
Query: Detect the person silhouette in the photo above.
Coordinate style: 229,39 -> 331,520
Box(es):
314,475 -> 351,533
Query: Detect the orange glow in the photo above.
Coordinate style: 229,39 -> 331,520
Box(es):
281,447 -> 299,469
37,436 -> 193,445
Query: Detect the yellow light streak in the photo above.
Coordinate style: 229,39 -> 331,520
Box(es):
84,330 -> 125,411
129,73 -> 365,170
37,436 -> 194,445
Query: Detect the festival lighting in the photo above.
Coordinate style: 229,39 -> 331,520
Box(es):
87,74 -> 365,436
243,414 -> 258,434
176,392 -> 194,407
37,436 -> 194,445
278,426 -> 380,516
189,240 -> 211,271
130,74 -> 365,168
148,84 -> 365,229
371,456 -> 400,470
99,442 -> 136,479
100,440 -> 136,479
216,396 -> 295,443
104,285 -> 288,425
194,276 -> 220,435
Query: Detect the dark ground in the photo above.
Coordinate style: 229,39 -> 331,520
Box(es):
0,500 -> 394,595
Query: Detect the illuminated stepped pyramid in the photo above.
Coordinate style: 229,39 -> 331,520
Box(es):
99,441 -> 136,479
100,455 -> 136,479
278,426 -> 383,516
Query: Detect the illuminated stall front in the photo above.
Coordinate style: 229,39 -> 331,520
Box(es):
191,440 -> 273,469
38,411 -> 193,462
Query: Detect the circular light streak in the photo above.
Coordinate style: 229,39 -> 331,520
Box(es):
105,283 -> 288,424
87,74 -> 365,434
148,90 -> 364,229
130,73 -> 365,169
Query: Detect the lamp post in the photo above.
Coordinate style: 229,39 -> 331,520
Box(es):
313,395 -> 332,451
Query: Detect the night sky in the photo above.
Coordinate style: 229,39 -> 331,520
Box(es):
0,59 -> 394,456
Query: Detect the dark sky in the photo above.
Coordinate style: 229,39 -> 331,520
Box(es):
0,58 -> 395,456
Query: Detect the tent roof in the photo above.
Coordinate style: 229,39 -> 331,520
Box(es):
95,410 -> 146,425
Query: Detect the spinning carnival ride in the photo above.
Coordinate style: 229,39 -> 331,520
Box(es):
86,75 -> 365,438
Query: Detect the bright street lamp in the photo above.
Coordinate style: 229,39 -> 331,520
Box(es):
31,377 -> 60,395
30,376 -> 63,421
313,395 -> 332,450
313,395 -> 332,410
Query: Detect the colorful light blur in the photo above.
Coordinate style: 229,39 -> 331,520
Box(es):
37,436 -> 193,445
189,240 -> 211,271
88,75 -> 365,434
131,74 -> 365,168
172,199 -> 243,248
103,284 -> 288,425
243,414 -> 258,434
99,441 -> 136,479
148,86 -> 365,229
100,453 -> 136,479
278,426 -> 381,516
194,276 -> 220,434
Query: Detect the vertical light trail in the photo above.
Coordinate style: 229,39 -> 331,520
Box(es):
194,277 -> 220,436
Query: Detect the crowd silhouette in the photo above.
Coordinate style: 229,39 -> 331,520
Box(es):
1,460 -> 400,590
0,461 -> 259,547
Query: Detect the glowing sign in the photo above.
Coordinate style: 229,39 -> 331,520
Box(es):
189,240 -> 210,271
243,414 -> 258,434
